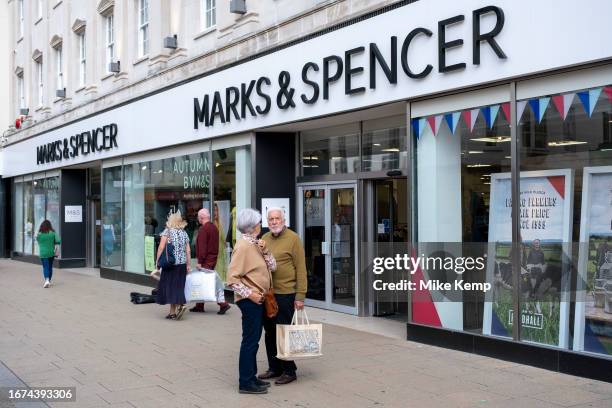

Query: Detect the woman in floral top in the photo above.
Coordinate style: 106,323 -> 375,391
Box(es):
156,211 -> 191,320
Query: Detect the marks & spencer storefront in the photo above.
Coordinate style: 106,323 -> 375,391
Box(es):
2,0 -> 611,380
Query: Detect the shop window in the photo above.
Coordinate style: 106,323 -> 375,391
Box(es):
45,177 -> 60,244
102,166 -> 123,269
213,146 -> 251,282
33,178 -> 46,255
413,100 -> 511,333
12,181 -> 23,253
301,123 -> 360,176
23,180 -> 34,255
362,115 -> 407,172
123,152 -> 211,274
519,84 -> 612,354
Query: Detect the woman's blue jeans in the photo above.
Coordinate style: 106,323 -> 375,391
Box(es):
41,257 -> 54,280
237,299 -> 264,388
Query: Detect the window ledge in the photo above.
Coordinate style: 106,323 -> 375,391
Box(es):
17,37 -> 23,44
133,56 -> 149,66
193,26 -> 217,41
53,1 -> 63,10
34,17 -> 43,25
101,73 -> 114,81
75,86 -> 86,94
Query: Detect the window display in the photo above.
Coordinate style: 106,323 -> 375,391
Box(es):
413,100 -> 511,333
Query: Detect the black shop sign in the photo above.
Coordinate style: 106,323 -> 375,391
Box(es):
36,123 -> 118,165
194,6 -> 507,130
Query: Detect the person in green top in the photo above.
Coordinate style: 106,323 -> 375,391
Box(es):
36,220 -> 61,288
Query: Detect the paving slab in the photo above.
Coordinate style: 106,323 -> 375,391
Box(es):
0,259 -> 610,408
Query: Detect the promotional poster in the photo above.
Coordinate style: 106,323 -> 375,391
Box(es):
574,167 -> 612,355
484,170 -> 573,347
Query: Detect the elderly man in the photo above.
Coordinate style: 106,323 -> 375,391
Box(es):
258,207 -> 307,385
190,208 -> 231,314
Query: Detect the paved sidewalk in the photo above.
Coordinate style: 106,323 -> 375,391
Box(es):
0,260 -> 611,408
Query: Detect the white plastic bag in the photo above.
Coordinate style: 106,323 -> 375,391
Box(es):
184,270 -> 217,302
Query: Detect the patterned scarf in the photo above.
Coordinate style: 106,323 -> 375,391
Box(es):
242,233 -> 277,272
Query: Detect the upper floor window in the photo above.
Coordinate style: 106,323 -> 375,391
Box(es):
36,62 -> 44,106
56,47 -> 63,90
17,73 -> 25,111
37,0 -> 43,20
18,0 -> 24,38
78,33 -> 86,86
106,14 -> 115,72
138,0 -> 149,57
202,0 -> 216,30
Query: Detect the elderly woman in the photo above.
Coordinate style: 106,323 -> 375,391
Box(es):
227,208 -> 276,394
156,211 -> 191,320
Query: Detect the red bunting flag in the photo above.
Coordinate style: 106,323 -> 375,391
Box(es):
501,103 -> 510,122
605,86 -> 612,105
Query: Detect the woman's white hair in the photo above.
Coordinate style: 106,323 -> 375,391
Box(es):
236,208 -> 261,234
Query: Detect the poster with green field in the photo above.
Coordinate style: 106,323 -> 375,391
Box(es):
484,169 -> 573,348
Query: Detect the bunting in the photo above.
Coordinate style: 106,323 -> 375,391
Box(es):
528,97 -> 550,123
426,115 -> 443,136
444,112 -> 461,134
577,88 -> 603,117
462,109 -> 479,132
517,100 -> 528,121
551,93 -> 574,120
501,103 -> 510,122
482,105 -> 500,129
605,86 -> 612,105
412,118 -> 426,140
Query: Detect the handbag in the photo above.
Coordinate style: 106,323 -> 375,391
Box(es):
276,309 -> 323,360
242,274 -> 278,318
157,239 -> 175,269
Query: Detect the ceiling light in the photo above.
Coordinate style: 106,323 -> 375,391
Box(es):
331,157 -> 342,160
600,148 -> 612,152
468,151 -> 484,154
373,143 -> 381,146
483,182 -> 491,185
303,156 -> 318,160
470,136 -> 511,143
141,165 -> 147,170
548,140 -> 587,147
505,156 -> 511,159
215,162 -> 220,167
467,164 -> 492,168
482,174 -> 491,177
381,148 -> 400,152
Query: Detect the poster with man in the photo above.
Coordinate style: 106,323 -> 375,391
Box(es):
483,169 -> 573,348
574,167 -> 612,356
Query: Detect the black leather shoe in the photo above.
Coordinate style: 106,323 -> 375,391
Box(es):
257,370 -> 282,380
238,383 -> 268,394
217,304 -> 231,315
274,373 -> 297,385
255,378 -> 271,388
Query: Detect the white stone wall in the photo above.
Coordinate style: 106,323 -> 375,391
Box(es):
4,0 -> 401,144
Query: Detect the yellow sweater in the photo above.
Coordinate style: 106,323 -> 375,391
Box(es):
262,228 -> 308,301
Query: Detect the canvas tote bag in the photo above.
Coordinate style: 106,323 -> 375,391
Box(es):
276,309 -> 323,361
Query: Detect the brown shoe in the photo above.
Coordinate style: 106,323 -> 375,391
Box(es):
257,370 -> 282,380
274,374 -> 297,385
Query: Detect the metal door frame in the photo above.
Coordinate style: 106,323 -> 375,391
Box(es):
298,181 -> 359,315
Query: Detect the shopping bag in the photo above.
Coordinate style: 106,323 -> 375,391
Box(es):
184,270 -> 217,302
276,309 -> 323,360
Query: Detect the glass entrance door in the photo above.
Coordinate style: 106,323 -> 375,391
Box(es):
373,178 -> 408,319
300,183 -> 358,314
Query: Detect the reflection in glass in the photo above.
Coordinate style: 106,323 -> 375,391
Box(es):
414,101 -> 511,333
23,180 -> 33,254
102,167 -> 122,269
331,187 -> 355,307
362,115 -> 407,172
519,84 -> 612,354
304,189 -> 326,301
33,179 -> 46,255
12,182 -> 23,253
213,146 -> 251,283
301,123 -> 360,176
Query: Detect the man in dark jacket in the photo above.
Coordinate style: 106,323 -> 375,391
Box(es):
190,208 -> 231,314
